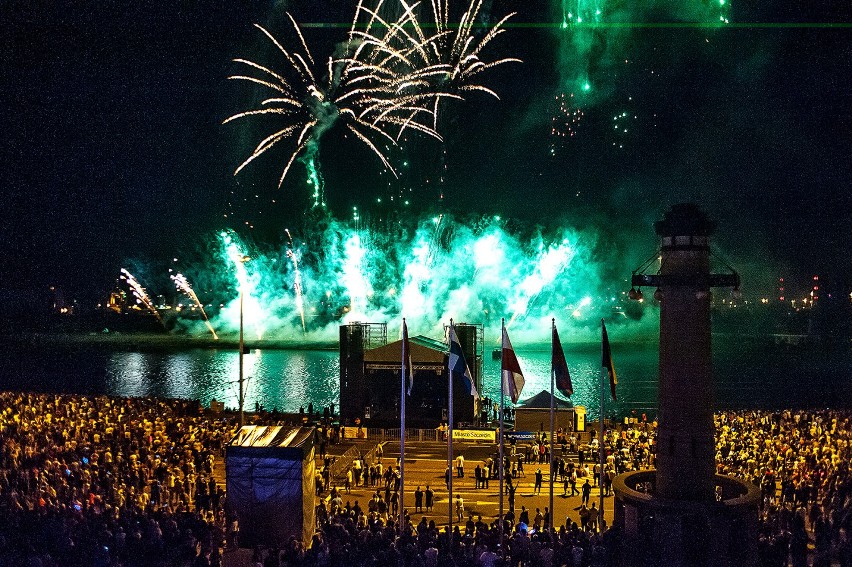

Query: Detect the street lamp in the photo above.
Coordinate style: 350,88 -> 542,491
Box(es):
238,255 -> 251,428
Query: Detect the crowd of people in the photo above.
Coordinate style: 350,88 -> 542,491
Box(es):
714,410 -> 852,567
294,410 -> 850,566
0,392 -> 238,566
1,390 -> 850,566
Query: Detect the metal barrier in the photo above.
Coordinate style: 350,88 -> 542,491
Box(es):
363,427 -> 444,442
328,443 -> 362,479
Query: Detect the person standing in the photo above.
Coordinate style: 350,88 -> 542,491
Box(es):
456,454 -> 465,478
533,508 -> 543,531
425,485 -> 434,512
414,486 -> 423,513
455,494 -> 464,522
353,458 -> 362,487
577,503 -> 590,531
589,502 -> 598,531
581,479 -> 591,506
519,506 -> 529,527
534,468 -> 543,494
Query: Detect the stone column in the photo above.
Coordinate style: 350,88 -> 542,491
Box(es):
654,204 -> 717,502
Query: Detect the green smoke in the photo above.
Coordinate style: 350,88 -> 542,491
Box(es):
167,214 -> 657,344
553,0 -> 731,106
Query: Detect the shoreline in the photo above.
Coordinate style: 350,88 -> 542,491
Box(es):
1,331 -> 340,351
0,330 -> 815,353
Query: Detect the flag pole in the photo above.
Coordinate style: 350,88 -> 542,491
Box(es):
599,318 -> 605,532
448,319 -> 454,536
498,318 -> 505,548
400,318 -> 407,535
549,318 -> 556,531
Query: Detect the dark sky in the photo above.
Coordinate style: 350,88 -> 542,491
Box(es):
1,1 -> 850,301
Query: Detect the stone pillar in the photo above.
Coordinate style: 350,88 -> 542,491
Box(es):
654,204 -> 717,502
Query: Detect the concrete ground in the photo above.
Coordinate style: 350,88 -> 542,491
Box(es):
318,440 -> 614,531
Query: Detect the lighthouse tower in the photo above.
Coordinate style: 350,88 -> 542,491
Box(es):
613,204 -> 759,567
654,204 -> 717,502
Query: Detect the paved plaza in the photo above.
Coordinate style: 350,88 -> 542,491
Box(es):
319,440 -> 615,531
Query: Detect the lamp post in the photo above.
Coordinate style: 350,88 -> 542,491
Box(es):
238,255 -> 251,428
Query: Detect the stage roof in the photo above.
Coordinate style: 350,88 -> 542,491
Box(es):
364,335 -> 447,369
517,390 -> 574,410
229,425 -> 315,449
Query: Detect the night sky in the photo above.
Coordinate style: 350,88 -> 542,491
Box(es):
1,1 -> 850,303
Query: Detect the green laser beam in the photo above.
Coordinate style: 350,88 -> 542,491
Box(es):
299,21 -> 852,29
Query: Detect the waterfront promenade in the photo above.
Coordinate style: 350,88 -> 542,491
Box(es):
315,439 -> 615,531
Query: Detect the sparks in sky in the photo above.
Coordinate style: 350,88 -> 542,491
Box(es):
120,268 -> 165,327
225,0 -> 519,196
147,214 -> 643,344
285,229 -> 307,333
171,272 -> 219,339
550,92 -> 584,154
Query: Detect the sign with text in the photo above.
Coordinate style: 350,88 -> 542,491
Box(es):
342,426 -> 368,439
505,431 -> 550,442
452,429 -> 496,442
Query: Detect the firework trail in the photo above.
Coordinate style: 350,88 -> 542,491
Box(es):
225,0 -> 519,195
219,230 -> 267,340
225,5 -> 446,189
409,0 -> 522,128
171,272 -> 219,340
285,229 -> 307,332
119,268 -> 165,327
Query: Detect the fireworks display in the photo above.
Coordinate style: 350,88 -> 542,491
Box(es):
550,92 -> 584,155
119,269 -> 165,327
136,215 -> 646,345
224,0 -> 519,198
170,272 -> 218,340
115,0 -> 756,343
550,0 -> 732,151
285,229 -> 307,333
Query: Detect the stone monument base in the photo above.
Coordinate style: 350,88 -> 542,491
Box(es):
612,470 -> 760,567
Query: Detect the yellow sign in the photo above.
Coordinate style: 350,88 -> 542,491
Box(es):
452,429 -> 496,442
342,426 -> 368,439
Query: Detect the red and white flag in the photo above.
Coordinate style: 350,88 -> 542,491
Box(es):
501,326 -> 525,404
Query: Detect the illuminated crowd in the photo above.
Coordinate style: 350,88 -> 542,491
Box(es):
715,410 -> 852,567
0,391 -> 850,566
287,410 -> 851,567
0,392 -> 237,566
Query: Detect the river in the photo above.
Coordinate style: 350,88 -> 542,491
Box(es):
1,334 -> 848,417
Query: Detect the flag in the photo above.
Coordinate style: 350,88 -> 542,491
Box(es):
449,325 -> 479,399
501,326 -> 525,404
602,320 -> 617,400
552,323 -> 573,397
402,319 -> 413,395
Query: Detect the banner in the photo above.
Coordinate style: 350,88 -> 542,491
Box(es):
504,431 -> 544,442
452,429 -> 496,442
341,426 -> 368,439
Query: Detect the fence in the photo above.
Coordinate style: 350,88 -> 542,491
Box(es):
367,428 -> 440,442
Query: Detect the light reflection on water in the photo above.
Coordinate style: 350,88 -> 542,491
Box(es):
111,352 -> 150,398
2,339 -> 846,415
102,347 -> 654,416
106,349 -> 343,413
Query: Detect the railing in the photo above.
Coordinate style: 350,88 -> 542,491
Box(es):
364,428 -> 454,442
328,443 -> 362,479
